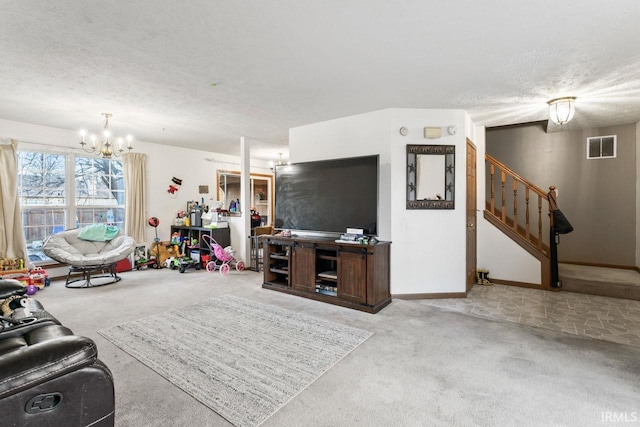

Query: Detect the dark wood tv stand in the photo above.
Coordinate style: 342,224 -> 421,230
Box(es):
262,235 -> 391,313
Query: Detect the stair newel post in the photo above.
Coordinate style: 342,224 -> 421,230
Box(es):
548,186 -> 560,289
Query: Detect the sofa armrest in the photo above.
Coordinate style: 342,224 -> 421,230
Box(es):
0,279 -> 27,299
0,332 -> 98,399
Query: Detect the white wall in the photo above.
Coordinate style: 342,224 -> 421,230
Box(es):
290,108 -> 471,295
290,109 -> 392,239
637,121 -> 640,268
389,109 -> 468,294
0,119 -> 271,256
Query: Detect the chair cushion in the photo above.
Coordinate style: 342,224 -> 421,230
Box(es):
43,228 -> 136,267
77,223 -> 121,242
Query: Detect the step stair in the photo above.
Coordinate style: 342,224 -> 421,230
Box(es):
559,264 -> 640,301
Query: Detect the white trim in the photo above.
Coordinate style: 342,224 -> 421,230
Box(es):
586,135 -> 617,160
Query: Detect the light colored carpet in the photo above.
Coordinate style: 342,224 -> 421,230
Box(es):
99,294 -> 371,427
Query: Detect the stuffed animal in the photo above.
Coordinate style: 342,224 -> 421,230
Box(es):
149,242 -> 169,266
1,295 -> 31,317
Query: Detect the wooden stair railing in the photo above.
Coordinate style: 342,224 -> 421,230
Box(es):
485,154 -> 554,289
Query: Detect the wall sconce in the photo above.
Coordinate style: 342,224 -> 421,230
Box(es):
547,97 -> 576,125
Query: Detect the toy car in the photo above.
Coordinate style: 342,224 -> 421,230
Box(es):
169,256 -> 201,273
136,258 -> 159,270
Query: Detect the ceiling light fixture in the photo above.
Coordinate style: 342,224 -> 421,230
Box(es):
547,97 -> 576,125
276,153 -> 286,166
79,113 -> 133,158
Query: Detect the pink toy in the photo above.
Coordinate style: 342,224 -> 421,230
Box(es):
201,235 -> 245,275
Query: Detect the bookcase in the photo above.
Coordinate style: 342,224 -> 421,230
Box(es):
262,235 -> 391,313
169,226 -> 231,261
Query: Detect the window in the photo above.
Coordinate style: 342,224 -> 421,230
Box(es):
587,135 -> 616,159
17,150 -> 125,264
75,157 -> 124,228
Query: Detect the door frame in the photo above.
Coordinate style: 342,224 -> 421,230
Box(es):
466,138 -> 477,293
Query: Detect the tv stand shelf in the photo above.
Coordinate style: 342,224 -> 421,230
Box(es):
262,235 -> 391,313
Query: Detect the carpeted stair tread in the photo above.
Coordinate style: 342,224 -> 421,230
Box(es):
559,264 -> 640,301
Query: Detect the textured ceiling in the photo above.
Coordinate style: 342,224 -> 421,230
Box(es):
1,1 -> 639,160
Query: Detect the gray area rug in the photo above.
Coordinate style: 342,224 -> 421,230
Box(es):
99,294 -> 372,427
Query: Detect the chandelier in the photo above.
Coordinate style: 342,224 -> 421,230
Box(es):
79,113 -> 133,158
547,97 -> 576,125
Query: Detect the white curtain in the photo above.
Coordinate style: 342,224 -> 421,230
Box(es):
123,152 -> 147,243
0,139 -> 28,262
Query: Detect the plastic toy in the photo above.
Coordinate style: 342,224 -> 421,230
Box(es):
202,235 -> 245,275
135,258 -> 157,270
169,256 -> 201,273
170,232 -> 181,245
29,267 -> 50,289
26,285 -> 38,295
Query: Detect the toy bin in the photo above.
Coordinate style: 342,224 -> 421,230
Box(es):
200,254 -> 210,268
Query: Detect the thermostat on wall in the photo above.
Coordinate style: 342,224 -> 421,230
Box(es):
424,127 -> 442,139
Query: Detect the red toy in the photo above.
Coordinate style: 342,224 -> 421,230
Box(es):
29,267 -> 50,289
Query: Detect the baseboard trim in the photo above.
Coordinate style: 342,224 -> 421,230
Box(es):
490,278 -> 544,290
560,260 -> 639,272
392,292 -> 467,300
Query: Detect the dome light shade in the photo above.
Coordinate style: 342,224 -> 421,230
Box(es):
547,97 -> 576,125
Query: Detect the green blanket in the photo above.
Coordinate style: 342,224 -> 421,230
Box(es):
78,224 -> 120,242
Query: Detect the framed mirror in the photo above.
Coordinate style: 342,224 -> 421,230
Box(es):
407,144 -> 455,209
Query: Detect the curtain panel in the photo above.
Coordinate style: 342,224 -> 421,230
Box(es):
123,152 -> 147,243
0,139 -> 29,263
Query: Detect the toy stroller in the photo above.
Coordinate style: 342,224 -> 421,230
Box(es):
202,234 -> 245,275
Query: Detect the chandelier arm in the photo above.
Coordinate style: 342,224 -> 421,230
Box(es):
78,113 -> 133,159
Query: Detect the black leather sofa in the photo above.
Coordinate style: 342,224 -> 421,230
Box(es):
0,279 -> 114,426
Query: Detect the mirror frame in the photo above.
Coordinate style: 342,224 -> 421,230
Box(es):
406,144 -> 455,210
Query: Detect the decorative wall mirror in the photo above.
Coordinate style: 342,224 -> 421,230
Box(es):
407,144 -> 455,209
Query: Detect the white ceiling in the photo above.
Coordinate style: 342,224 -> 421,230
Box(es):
1,1 -> 639,160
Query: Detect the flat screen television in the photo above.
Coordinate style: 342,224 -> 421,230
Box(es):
275,155 -> 378,235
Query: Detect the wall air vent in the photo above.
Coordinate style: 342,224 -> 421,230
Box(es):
586,135 -> 616,159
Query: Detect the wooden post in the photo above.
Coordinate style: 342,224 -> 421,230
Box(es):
501,171 -> 506,222
490,164 -> 495,214
512,180 -> 518,232
525,187 -> 530,239
537,194 -> 542,248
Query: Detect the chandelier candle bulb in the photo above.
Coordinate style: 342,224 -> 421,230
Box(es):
79,113 -> 134,158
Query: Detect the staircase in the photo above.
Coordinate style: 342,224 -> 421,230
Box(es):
484,154 -> 553,290
485,154 -> 640,300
